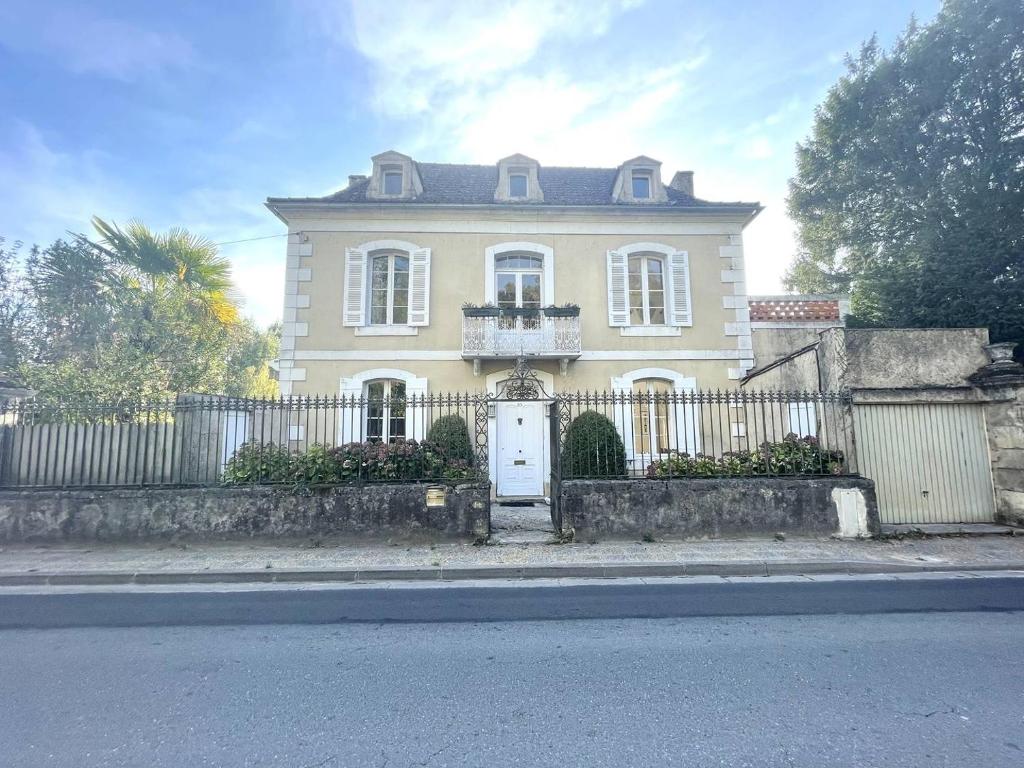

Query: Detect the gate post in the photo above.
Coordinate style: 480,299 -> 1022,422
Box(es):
473,394 -> 490,482
548,400 -> 562,533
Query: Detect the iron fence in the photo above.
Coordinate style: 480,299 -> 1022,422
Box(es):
552,389 -> 855,481
0,394 -> 488,489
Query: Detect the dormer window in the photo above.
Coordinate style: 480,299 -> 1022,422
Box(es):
494,154 -> 544,203
613,156 -> 668,203
631,172 -> 652,199
383,168 -> 403,195
365,151 -> 422,201
508,173 -> 528,198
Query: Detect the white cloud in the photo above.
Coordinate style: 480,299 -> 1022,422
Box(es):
0,123 -> 283,326
0,122 -> 134,244
0,2 -> 194,82
329,0 -> 710,169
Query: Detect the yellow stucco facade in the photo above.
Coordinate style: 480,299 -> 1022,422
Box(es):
272,206 -> 757,396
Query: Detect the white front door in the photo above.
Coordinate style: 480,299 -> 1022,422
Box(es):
496,401 -> 545,497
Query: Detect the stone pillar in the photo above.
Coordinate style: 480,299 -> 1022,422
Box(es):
971,343 -> 1024,526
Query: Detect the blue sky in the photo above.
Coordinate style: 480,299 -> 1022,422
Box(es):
0,0 -> 940,327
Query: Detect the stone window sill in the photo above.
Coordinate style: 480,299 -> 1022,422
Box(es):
354,326 -> 419,336
620,326 -> 682,337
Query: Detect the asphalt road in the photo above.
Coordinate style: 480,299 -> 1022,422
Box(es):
2,577 -> 1023,767
2,574 -> 1024,628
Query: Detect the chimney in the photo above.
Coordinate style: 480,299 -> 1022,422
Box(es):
670,171 -> 694,196
348,174 -> 368,187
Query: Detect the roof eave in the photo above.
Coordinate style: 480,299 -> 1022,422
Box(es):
266,198 -> 764,223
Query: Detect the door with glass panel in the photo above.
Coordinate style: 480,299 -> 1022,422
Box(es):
494,252 -> 543,352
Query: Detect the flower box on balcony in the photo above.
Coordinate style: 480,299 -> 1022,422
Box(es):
462,306 -> 500,318
543,305 -> 580,318
500,307 -> 540,319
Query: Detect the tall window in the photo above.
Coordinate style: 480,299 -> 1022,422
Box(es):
383,169 -> 403,195
365,379 -> 406,442
632,378 -> 671,455
369,251 -> 410,325
494,252 -> 543,310
508,173 -> 528,197
627,253 -> 666,325
631,171 -> 651,199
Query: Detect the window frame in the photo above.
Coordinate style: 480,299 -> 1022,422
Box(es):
382,168 -> 404,195
627,252 -> 667,326
363,379 -> 407,443
508,172 -> 528,198
631,171 -> 652,199
632,378 -> 673,456
368,250 -> 411,326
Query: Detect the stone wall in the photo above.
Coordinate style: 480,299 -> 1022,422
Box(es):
0,483 -> 491,543
982,385 -> 1024,526
560,477 -> 878,541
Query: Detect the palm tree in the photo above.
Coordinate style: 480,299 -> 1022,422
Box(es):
87,217 -> 239,325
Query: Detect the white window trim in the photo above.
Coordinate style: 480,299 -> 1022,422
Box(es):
620,326 -> 680,337
627,252 -> 667,326
631,170 -> 653,199
368,251 -> 410,326
615,242 -> 691,329
345,239 -> 425,329
354,326 -> 419,336
508,172 -> 529,198
382,168 -> 404,196
610,368 -> 699,463
484,242 -> 554,306
338,368 -> 428,443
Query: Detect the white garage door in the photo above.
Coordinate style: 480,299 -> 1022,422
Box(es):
853,403 -> 995,524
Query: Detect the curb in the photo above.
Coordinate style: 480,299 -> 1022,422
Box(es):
3,559 -> 1024,586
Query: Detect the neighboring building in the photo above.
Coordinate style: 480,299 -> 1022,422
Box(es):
748,294 -> 849,376
266,151 -> 761,496
742,327 -> 1024,528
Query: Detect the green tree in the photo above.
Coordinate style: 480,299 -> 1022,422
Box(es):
786,0 -> 1024,354
0,238 -> 34,375
223,319 -> 281,398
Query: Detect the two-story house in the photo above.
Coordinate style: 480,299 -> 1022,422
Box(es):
266,151 -> 761,497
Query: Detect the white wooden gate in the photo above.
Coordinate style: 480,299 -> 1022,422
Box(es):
853,402 -> 995,524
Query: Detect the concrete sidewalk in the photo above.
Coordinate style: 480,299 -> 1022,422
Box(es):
2,532 -> 1024,585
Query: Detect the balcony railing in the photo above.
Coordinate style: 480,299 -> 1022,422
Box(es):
462,311 -> 582,360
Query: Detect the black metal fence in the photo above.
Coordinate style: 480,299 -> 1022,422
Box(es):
551,389 -> 855,481
1,389 -> 856,491
0,394 -> 488,489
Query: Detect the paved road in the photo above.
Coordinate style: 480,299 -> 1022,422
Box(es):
3,574 -> 1024,628
2,577 -> 1023,767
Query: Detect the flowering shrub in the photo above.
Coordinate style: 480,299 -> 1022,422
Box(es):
222,439 -> 478,486
646,434 -> 845,479
221,442 -> 293,484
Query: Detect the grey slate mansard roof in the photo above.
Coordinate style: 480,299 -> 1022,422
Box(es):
266,162 -> 762,213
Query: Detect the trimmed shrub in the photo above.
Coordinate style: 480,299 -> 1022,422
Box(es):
646,434 -> 845,478
561,410 -> 626,478
427,414 -> 475,464
221,441 -> 293,484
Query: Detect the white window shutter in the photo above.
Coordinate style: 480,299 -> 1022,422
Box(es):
408,247 -> 431,326
668,250 -> 692,326
342,247 -> 366,326
606,249 -> 629,327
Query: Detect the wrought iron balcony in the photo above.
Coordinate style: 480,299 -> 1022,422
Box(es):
462,309 -> 582,367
